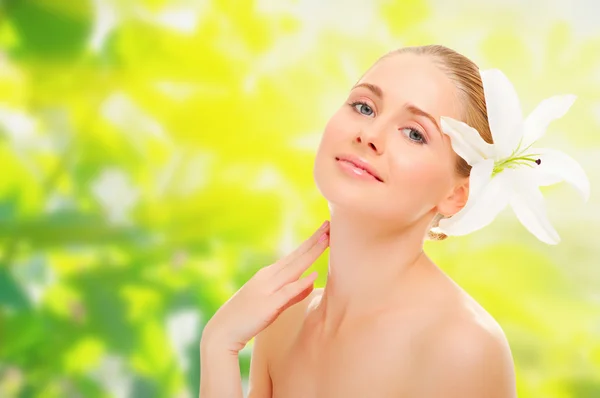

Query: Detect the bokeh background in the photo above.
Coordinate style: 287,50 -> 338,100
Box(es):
0,0 -> 599,397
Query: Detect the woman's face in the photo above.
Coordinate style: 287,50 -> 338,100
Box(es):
314,53 -> 467,227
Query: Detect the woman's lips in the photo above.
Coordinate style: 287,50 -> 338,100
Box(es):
335,156 -> 383,182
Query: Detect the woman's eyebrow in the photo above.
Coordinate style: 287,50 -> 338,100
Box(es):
405,104 -> 443,139
351,82 -> 384,99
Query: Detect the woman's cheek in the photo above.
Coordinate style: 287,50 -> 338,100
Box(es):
390,153 -> 447,189
324,107 -> 358,138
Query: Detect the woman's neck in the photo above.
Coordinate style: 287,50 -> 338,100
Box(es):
315,208 -> 437,336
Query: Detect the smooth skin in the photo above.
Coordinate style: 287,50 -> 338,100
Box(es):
200,53 -> 517,398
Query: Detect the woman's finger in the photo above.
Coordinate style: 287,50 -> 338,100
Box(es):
272,271 -> 318,312
278,284 -> 315,314
275,232 -> 329,285
273,221 -> 329,270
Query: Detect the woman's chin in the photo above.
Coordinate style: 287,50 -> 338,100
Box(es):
314,179 -> 421,228
316,181 -> 385,218
313,162 -> 392,218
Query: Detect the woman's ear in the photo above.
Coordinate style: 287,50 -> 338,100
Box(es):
437,177 -> 469,217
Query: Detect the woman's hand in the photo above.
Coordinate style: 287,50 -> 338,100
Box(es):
201,221 -> 330,354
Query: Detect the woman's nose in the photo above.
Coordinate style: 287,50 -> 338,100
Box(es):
355,125 -> 385,155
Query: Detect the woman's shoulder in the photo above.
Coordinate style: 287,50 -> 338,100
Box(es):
425,270 -> 509,344
415,274 -> 516,381
414,296 -> 517,395
385,272 -> 516,395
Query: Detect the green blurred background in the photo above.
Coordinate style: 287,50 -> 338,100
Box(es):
0,0 -> 599,397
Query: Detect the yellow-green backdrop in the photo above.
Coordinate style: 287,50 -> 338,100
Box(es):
0,0 -> 599,397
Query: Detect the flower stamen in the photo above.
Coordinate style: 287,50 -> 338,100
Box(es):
492,155 -> 542,176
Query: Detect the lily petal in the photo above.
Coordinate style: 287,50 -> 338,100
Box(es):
481,69 -> 523,159
523,147 -> 590,202
440,117 -> 495,165
469,158 -> 495,198
509,184 -> 560,245
522,95 -> 577,149
438,170 -> 512,236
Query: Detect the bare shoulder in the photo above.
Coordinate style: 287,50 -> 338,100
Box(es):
418,318 -> 517,397
412,287 -> 517,398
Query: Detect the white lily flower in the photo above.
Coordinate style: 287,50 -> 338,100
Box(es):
438,69 -> 590,245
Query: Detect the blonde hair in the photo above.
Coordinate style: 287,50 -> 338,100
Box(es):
377,45 -> 494,241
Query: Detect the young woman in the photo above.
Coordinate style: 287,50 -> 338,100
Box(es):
199,44 -> 586,397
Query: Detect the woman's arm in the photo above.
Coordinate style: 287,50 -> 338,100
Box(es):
198,221 -> 330,398
246,331 -> 273,398
199,332 -> 244,398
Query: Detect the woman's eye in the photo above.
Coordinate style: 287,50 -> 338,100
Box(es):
352,102 -> 374,117
401,127 -> 426,144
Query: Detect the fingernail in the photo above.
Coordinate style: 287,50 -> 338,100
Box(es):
320,220 -> 329,229
318,232 -> 329,242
